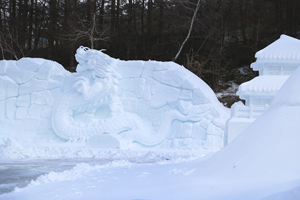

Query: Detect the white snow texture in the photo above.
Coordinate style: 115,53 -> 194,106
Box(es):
0,46 -> 229,150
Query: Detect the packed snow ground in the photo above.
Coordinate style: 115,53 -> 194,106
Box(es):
0,148 -> 211,196
0,147 -> 299,200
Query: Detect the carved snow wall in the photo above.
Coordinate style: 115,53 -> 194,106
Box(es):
0,47 -> 229,150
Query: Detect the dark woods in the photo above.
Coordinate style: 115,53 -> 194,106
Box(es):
0,0 -> 299,91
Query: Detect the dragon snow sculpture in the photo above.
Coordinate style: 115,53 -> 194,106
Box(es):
0,47 -> 229,149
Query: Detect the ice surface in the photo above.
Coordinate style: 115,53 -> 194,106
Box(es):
0,46 -> 229,150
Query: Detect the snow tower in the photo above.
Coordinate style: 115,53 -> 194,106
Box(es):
226,34 -> 300,144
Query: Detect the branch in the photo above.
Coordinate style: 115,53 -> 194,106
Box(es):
173,0 -> 201,61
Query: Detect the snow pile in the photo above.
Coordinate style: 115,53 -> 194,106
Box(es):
0,137 -> 210,160
13,160 -> 133,194
192,66 -> 300,198
261,186 -> 300,200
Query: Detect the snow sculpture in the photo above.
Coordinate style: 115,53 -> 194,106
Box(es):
226,34 -> 300,144
0,58 -> 71,142
0,46 -> 229,149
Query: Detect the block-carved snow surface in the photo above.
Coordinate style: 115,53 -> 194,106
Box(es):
0,58 -> 72,144
0,46 -> 229,151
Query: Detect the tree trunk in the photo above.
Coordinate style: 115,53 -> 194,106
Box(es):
9,0 -> 16,34
69,0 -> 77,70
110,0 -> 115,36
141,0 -> 144,33
147,0 -> 152,35
238,0 -> 246,42
33,0 -> 39,48
0,0 -> 3,35
17,0 -> 24,51
116,0 -> 120,35
28,0 -> 34,50
127,0 -> 133,59
48,0 -> 57,59
159,0 -> 163,35
99,0 -> 104,30
23,0 -> 29,50
87,0 -> 91,21
0,0 -> 3,59
173,0 -> 201,61
146,0 -> 153,59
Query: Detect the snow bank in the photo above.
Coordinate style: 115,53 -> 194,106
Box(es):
13,160 -> 133,194
0,136 -> 209,160
190,66 -> 300,197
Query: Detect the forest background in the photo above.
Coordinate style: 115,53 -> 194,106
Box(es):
0,0 -> 299,94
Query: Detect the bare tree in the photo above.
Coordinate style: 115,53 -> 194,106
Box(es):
173,0 -> 201,61
48,0 -> 58,59
0,31 -> 23,60
111,0 -> 116,36
62,14 -> 109,49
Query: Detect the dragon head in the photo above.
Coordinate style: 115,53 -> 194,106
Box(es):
75,46 -> 113,74
73,46 -> 121,99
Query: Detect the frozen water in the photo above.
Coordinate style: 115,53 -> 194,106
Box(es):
0,159 -> 109,195
0,148 -> 210,196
